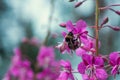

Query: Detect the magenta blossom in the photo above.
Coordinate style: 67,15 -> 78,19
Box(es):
57,20 -> 88,53
109,52 -> 120,77
3,43 -> 60,80
78,54 -> 108,80
36,68 -> 59,80
57,60 -> 74,80
76,38 -> 99,56
36,46 -> 60,80
3,48 -> 34,80
37,46 -> 55,68
56,41 -> 70,54
65,20 -> 88,41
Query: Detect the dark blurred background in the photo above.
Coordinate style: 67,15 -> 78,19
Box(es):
0,0 -> 120,79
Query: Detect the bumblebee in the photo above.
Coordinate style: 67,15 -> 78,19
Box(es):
65,32 -> 79,50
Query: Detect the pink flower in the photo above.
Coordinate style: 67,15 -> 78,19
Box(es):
3,48 -> 34,80
66,20 -> 87,36
76,38 -> 98,56
36,68 -> 59,80
109,52 -> 120,77
57,60 -> 75,80
4,45 -> 60,80
78,54 -> 108,80
57,20 -> 88,53
3,72 -> 11,80
10,60 -> 34,80
37,46 -> 55,67
56,41 -> 70,54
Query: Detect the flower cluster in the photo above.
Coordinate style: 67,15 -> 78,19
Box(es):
56,0 -> 120,79
3,38 -> 60,80
57,20 -> 96,55
36,46 -> 60,80
3,1 -> 120,80
3,48 -> 34,80
57,60 -> 74,80
57,19 -> 120,80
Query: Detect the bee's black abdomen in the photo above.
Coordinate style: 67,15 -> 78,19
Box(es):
65,37 -> 71,42
65,32 -> 80,50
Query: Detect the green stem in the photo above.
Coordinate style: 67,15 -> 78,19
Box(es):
95,0 -> 99,56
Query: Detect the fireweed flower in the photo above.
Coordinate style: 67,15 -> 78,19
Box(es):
109,52 -> 120,77
57,20 -> 88,53
76,38 -> 100,56
37,46 -> 55,68
37,46 -> 60,80
3,45 -> 60,80
36,67 -> 60,80
78,54 -> 108,80
56,41 -> 71,53
57,60 -> 74,80
3,48 -> 34,80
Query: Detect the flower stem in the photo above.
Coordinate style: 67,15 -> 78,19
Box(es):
95,0 -> 99,56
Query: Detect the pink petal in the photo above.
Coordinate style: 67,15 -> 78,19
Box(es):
80,33 -> 88,44
94,57 -> 104,67
76,48 -> 87,57
82,54 -> 93,65
109,52 -> 119,66
96,69 -> 108,80
78,62 -> 86,74
66,20 -> 74,32
10,67 -> 19,77
13,48 -> 21,56
69,73 -> 75,80
27,70 -> 34,78
57,72 -> 69,80
76,20 -> 87,33
111,65 -> 118,76
82,74 -> 89,80
61,32 -> 67,37
37,46 -> 55,66
60,60 -> 71,69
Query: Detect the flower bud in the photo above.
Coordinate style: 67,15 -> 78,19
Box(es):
75,1 -> 83,8
75,0 -> 87,8
107,25 -> 120,31
115,10 -> 120,15
59,23 -> 66,28
101,17 -> 109,27
109,8 -> 120,16
111,26 -> 120,31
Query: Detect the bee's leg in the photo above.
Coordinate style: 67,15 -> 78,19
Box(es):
70,39 -> 75,50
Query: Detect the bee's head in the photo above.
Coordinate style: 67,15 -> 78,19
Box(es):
68,32 -> 73,36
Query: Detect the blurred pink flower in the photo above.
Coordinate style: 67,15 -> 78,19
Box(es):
37,46 -> 55,68
36,46 -> 60,80
4,48 -> 34,80
3,43 -> 60,80
57,60 -> 74,80
36,68 -> 59,80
